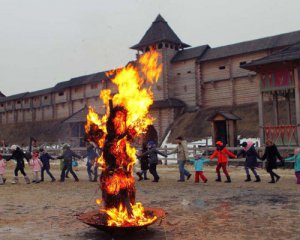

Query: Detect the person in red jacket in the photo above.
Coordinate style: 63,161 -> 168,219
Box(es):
210,141 -> 236,183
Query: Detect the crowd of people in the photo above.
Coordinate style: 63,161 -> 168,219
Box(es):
0,143 -> 100,184
0,137 -> 299,186
136,137 -> 300,185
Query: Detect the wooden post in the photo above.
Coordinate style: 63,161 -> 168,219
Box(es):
193,145 -> 197,157
294,68 -> 300,146
164,145 -> 168,165
258,91 -> 265,144
286,92 -> 292,124
272,92 -> 279,125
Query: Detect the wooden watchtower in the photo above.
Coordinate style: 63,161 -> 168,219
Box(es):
242,43 -> 300,146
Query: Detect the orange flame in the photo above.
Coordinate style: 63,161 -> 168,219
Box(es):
86,49 -> 162,227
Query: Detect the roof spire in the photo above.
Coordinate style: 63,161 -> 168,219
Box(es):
131,14 -> 190,50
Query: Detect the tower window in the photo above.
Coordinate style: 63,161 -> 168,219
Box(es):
177,73 -> 181,76
158,43 -> 163,49
44,96 -> 48,100
17,100 -> 21,104
165,43 -> 169,48
187,71 -> 191,74
170,44 -> 174,49
239,61 -> 247,66
219,65 -> 226,70
1,104 -> 4,107
58,92 -> 64,96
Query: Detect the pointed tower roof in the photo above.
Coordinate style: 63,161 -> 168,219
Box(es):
131,14 -> 190,50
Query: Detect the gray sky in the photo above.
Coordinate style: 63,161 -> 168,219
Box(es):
1,0 -> 300,95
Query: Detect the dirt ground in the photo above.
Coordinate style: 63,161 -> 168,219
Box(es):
0,162 -> 299,240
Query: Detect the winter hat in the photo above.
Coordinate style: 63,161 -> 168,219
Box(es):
294,148 -> 300,155
216,141 -> 223,146
147,141 -> 155,147
32,151 -> 39,158
11,145 -> 18,151
244,140 -> 254,152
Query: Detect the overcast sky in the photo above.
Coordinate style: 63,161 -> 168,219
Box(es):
1,0 -> 300,95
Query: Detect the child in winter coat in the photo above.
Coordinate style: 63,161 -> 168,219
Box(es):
210,141 -> 236,183
39,148 -> 56,182
237,141 -> 261,182
138,141 -> 167,182
285,148 -> 300,184
189,154 -> 210,183
29,151 -> 43,183
7,145 -> 31,184
136,142 -> 150,181
0,154 -> 7,185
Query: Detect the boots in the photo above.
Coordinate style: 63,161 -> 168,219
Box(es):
136,172 -> 143,181
24,176 -> 31,184
143,172 -> 149,180
11,176 -> 19,184
225,175 -> 231,183
244,175 -> 251,182
215,174 -> 221,182
254,175 -> 261,182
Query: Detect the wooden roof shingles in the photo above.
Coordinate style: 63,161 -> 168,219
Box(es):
53,71 -> 108,92
150,98 -> 185,109
131,14 -> 190,50
172,45 -> 210,63
0,92 -> 29,103
242,41 -> 300,70
198,30 -> 300,62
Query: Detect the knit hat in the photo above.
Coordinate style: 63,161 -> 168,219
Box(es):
147,141 -> 155,147
11,145 -> 18,151
32,151 -> 39,158
216,141 -> 223,146
244,140 -> 254,152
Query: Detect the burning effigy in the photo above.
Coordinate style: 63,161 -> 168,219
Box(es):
78,49 -> 165,233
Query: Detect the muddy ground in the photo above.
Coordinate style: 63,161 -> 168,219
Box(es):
0,162 -> 299,240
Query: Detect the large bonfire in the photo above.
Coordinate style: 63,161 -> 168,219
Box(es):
85,49 -> 162,227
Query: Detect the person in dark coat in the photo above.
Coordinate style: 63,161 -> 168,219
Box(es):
136,142 -> 150,181
39,148 -> 56,182
57,145 -> 81,182
138,141 -> 167,182
261,140 -> 283,183
237,141 -> 261,182
6,145 -> 30,184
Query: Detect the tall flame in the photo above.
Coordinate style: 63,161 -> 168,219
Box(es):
85,49 -> 162,227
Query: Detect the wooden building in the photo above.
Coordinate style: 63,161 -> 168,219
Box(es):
1,14 -> 300,146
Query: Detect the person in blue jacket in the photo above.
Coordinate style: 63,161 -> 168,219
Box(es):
39,148 -> 56,182
189,153 -> 210,183
285,148 -> 300,184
